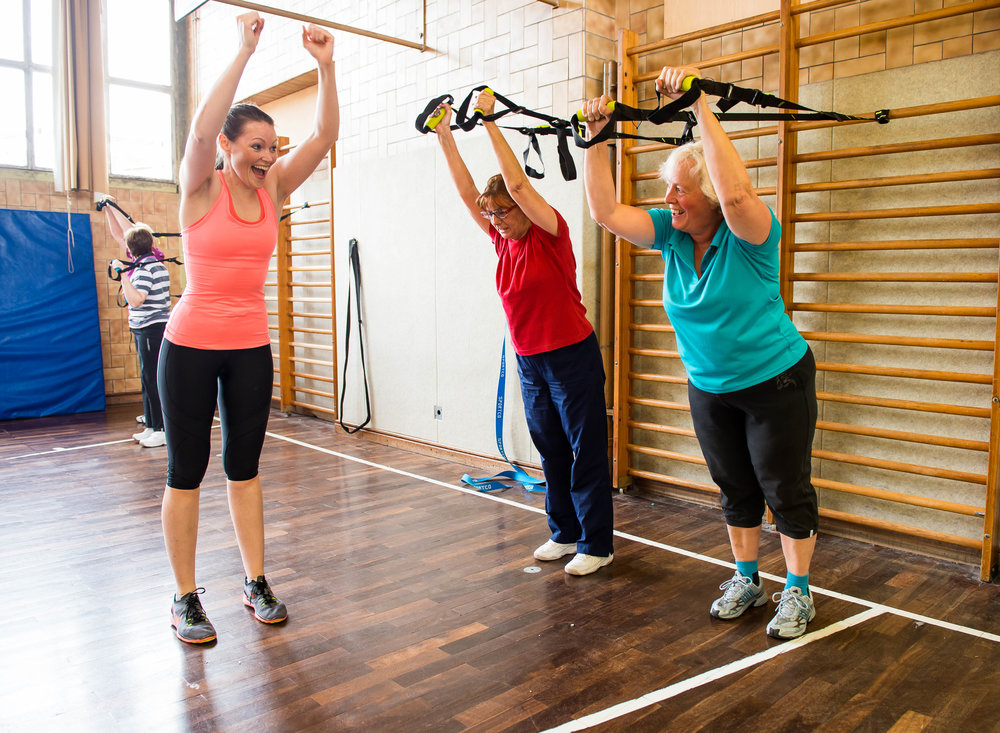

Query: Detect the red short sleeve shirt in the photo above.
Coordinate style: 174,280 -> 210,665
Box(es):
491,209 -> 592,356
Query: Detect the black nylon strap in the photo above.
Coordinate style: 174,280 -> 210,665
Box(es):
424,85 -> 580,181
339,237 -> 371,434
95,198 -> 135,223
572,78 -> 888,147
466,87 -> 581,180
107,255 -> 183,281
96,198 -> 181,238
554,125 -> 577,181
414,93 -> 455,133
417,79 -> 889,180
522,130 -> 545,179
504,124 -> 578,181
572,88 -> 703,148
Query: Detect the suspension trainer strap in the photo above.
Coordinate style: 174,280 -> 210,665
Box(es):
509,125 -> 576,180
280,202 -> 311,222
417,86 -> 580,181
454,86 -> 579,180
95,198 -> 135,224
339,237 -> 372,434
571,88 -> 703,148
417,80 -> 889,179
521,129 -> 546,179
460,336 -> 546,493
96,198 -> 182,238
107,256 -> 184,281
415,93 -> 455,133
571,78 -> 888,147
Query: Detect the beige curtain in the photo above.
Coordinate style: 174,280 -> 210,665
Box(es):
53,0 -> 107,194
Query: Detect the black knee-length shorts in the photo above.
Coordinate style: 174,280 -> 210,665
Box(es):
687,347 -> 819,539
158,339 -> 273,490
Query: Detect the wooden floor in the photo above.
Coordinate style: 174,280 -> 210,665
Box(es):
2,404 -> 998,732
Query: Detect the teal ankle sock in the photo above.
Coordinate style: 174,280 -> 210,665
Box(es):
785,572 -> 809,596
736,560 -> 759,585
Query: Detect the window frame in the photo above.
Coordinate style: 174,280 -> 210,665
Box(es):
102,0 -> 178,183
0,0 -> 179,181
0,0 -> 50,171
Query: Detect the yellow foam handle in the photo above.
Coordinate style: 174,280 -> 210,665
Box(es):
575,99 -> 616,121
681,75 -> 697,91
425,107 -> 446,131
474,87 -> 494,116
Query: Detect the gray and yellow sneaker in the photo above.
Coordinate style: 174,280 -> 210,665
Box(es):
766,586 -> 816,639
171,588 -> 217,644
243,575 -> 288,624
710,572 -> 767,619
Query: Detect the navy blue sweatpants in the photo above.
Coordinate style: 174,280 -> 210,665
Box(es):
515,332 -> 614,557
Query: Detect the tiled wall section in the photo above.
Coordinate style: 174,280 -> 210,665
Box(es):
0,175 -> 181,397
189,0 -> 668,165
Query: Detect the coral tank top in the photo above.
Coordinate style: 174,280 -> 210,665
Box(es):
166,171 -> 278,350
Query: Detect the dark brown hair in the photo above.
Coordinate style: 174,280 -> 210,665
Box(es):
124,225 -> 154,257
215,103 -> 275,170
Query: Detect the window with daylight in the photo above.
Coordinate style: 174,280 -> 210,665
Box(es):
0,0 -> 175,180
105,0 -> 175,180
0,0 -> 54,169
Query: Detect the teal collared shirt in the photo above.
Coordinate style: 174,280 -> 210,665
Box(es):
648,207 -> 806,393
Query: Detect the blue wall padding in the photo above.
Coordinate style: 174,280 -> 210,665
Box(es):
0,208 -> 105,419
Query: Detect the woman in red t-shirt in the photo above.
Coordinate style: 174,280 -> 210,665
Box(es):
433,89 -> 614,576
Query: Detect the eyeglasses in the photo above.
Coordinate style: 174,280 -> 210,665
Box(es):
480,206 -> 514,220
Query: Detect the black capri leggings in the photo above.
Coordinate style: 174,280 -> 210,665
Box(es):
687,347 -> 818,539
157,339 -> 273,490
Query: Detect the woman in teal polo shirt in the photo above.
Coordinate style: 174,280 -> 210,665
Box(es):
581,66 -> 819,640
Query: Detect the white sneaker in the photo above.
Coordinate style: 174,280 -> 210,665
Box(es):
533,539 -> 577,562
136,415 -> 145,424
564,553 -> 614,576
140,430 -> 166,447
133,427 -> 154,442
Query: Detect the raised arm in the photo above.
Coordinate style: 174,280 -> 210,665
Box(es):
433,104 -> 490,236
476,89 -> 558,236
101,200 -> 130,249
272,24 -> 340,204
179,12 -> 262,198
581,95 -> 656,247
656,67 -> 772,245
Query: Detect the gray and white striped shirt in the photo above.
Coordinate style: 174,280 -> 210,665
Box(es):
128,256 -> 171,329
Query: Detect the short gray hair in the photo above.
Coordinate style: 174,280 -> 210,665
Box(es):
659,140 -> 719,209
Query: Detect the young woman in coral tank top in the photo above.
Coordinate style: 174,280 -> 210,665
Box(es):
161,11 -> 339,644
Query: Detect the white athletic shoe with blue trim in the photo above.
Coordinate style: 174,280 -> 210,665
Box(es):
710,572 -> 767,619
766,586 -> 816,639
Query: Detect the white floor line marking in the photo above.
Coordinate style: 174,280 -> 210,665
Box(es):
612,531 -> 1000,644
812,587 -> 1000,643
539,607 -> 886,733
4,424 -> 222,461
267,430 -> 1000,644
264,431 -> 547,517
4,438 -> 134,460
11,425 -> 998,645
